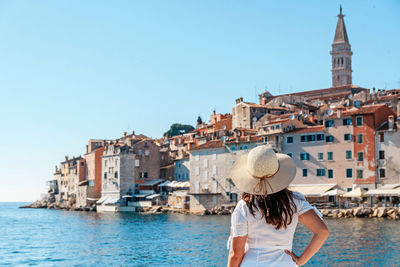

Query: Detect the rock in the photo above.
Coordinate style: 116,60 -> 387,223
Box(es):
353,207 -> 362,217
389,212 -> 397,220
377,207 -> 387,218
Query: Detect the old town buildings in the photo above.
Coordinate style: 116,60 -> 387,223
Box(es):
47,7 -> 400,213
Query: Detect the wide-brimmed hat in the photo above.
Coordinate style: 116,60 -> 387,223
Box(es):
230,145 -> 296,195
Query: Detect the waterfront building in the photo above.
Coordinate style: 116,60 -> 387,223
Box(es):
188,137 -> 260,213
174,156 -> 190,181
58,156 -> 81,205
133,138 -> 161,183
97,142 -> 136,212
375,115 -> 400,185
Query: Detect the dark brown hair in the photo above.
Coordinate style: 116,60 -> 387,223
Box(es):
242,189 -> 297,230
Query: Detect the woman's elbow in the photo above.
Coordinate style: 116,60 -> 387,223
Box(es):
319,226 -> 330,238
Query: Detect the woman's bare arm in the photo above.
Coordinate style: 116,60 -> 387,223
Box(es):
227,235 -> 247,267
285,209 -> 329,266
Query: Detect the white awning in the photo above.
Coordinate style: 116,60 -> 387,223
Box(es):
122,195 -> 133,198
96,196 -> 108,204
146,194 -> 161,199
158,181 -> 171,187
86,197 -> 98,201
322,189 -> 346,196
104,198 -> 120,204
379,184 -> 400,189
342,188 -> 367,198
366,188 -> 400,197
288,184 -> 336,197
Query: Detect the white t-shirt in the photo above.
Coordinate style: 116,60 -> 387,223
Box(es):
228,192 -> 322,267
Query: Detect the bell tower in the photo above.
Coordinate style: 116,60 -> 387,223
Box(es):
330,6 -> 353,87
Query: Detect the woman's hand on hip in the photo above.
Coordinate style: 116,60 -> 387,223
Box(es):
284,250 -> 306,266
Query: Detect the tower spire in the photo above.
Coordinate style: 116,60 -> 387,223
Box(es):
330,6 -> 353,87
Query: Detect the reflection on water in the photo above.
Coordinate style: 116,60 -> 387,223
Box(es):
0,203 -> 399,266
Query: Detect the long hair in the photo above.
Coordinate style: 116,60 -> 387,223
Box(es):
242,189 -> 297,230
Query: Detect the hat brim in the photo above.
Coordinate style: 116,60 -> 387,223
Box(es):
230,153 -> 296,195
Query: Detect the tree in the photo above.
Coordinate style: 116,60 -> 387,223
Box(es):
164,123 -> 195,138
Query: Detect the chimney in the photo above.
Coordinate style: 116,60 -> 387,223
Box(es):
337,109 -> 342,118
124,132 -> 127,137
388,115 -> 394,131
86,145 -> 88,154
65,156 -> 69,161
235,97 -> 243,104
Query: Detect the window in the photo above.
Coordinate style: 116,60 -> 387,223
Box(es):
195,154 -> 200,161
212,165 -> 217,175
287,153 -> 293,158
138,149 -> 142,156
114,172 -> 118,178
243,145 -> 248,150
135,159 -> 140,167
316,134 -> 324,141
356,134 -> 363,144
89,180 -> 95,186
318,153 -> 323,161
213,153 -> 217,160
286,136 -> 293,143
379,133 -> 385,142
231,146 -> 236,151
346,168 -> 352,178
327,152 -> 333,161
357,169 -> 363,179
328,169 -> 333,178
204,159 -> 209,168
343,118 -> 352,126
104,173 -> 107,179
325,120 -> 334,127
379,168 -> 386,178
346,150 -> 352,159
356,116 -> 363,126
300,153 -> 310,160
326,135 -> 334,143
357,152 -> 364,161
344,134 -> 352,141
347,188 -> 352,192
145,150 -> 149,156
317,169 -> 325,176
302,169 -> 308,177
115,159 -> 118,165
195,167 -> 200,175
144,172 -> 148,178
203,171 -> 208,180
275,136 -> 279,143
300,135 -> 306,142
307,135 -> 316,142
379,150 -> 385,160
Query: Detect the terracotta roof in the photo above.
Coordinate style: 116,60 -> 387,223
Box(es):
342,104 -> 386,116
265,118 -> 290,125
278,85 -> 367,98
233,127 -> 258,132
286,126 -> 325,134
242,102 -> 291,111
190,140 -> 223,151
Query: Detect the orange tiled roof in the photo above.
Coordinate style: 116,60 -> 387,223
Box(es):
265,118 -> 290,125
341,104 -> 386,116
286,126 -> 325,134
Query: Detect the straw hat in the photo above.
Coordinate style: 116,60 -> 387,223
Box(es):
230,145 -> 296,195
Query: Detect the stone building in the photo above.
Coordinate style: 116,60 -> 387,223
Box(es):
59,156 -> 81,204
375,115 -> 400,185
174,156 -> 190,181
99,142 -> 136,210
188,137 -> 260,213
133,139 -> 161,183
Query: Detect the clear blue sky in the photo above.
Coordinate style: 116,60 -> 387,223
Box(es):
0,1 -> 399,201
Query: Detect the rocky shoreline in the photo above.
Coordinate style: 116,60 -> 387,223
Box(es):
20,200 -> 400,219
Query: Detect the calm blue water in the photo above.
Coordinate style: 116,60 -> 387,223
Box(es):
1,203 -> 399,266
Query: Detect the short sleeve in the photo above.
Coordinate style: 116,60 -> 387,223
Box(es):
293,192 -> 323,218
231,200 -> 248,237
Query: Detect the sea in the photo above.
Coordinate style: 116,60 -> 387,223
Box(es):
1,202 -> 399,266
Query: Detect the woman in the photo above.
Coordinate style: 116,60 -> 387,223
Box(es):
227,145 -> 329,266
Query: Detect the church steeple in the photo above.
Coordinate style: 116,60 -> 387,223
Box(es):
330,5 -> 353,87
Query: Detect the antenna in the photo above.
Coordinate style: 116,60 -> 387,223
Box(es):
328,109 -> 334,116
290,114 -> 295,120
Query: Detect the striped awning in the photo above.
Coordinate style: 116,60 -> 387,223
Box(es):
288,184 -> 336,197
